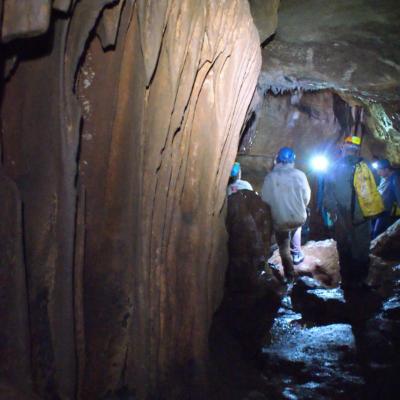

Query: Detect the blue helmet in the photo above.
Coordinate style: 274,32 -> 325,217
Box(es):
277,147 -> 296,164
230,162 -> 241,177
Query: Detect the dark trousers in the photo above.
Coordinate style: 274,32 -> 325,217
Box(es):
372,211 -> 396,239
275,229 -> 296,279
335,217 -> 371,285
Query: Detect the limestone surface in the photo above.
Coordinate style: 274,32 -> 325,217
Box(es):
0,1 -> 261,398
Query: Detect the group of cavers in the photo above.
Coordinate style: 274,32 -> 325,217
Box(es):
227,136 -> 400,290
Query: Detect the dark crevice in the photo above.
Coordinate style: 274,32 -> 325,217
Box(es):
261,32 -> 276,49
145,17 -> 169,90
97,0 -> 127,51
74,117 -> 84,188
20,201 -> 34,390
238,110 -> 256,150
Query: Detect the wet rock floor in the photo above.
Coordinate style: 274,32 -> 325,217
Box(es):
261,297 -> 365,400
210,269 -> 400,400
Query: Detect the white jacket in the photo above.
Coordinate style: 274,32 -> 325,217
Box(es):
227,179 -> 253,196
261,163 -> 311,231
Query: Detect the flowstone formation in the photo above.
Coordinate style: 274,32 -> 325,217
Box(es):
0,1 -> 263,398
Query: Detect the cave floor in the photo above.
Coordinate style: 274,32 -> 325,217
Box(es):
261,296 -> 373,400
209,273 -> 400,400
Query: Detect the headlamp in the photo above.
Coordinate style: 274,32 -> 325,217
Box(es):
311,155 -> 329,172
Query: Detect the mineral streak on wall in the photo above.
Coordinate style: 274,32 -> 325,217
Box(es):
0,0 -> 261,399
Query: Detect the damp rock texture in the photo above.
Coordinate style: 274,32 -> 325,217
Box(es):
222,189 -> 280,355
248,0 -> 280,44
238,90 -> 344,192
371,219 -> 400,260
269,239 -> 341,287
209,189 -> 283,391
226,190 -> 272,291
0,1 -> 261,399
257,0 -> 400,165
261,0 -> 400,99
260,253 -> 400,399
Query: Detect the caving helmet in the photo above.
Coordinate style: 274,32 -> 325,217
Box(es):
276,147 -> 296,164
343,135 -> 361,153
344,136 -> 361,146
230,162 -> 241,177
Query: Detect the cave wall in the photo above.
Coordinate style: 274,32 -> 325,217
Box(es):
364,101 -> 400,164
238,91 -> 342,191
258,0 -> 400,166
0,1 -> 261,398
248,0 -> 280,44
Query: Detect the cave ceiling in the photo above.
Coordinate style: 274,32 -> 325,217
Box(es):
256,0 -> 400,163
261,0 -> 400,102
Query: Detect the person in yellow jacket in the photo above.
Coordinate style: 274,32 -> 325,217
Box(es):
324,136 -> 374,290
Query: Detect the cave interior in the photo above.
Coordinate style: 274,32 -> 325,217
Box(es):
1,0 -> 400,399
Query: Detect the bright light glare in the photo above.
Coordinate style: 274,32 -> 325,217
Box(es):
372,161 -> 379,169
311,155 -> 329,172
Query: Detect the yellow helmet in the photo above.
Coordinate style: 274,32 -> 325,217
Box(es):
344,136 -> 361,146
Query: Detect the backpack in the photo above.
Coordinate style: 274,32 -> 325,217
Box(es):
353,161 -> 384,217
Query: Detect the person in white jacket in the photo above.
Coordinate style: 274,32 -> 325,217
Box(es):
261,147 -> 311,282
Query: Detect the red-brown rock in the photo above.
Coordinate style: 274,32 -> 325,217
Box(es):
371,219 -> 400,260
269,239 -> 341,287
0,1 -> 261,398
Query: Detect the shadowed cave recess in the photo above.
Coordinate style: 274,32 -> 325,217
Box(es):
0,1 -> 400,399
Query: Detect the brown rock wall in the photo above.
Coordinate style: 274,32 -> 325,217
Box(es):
0,0 -> 261,398
249,0 -> 280,44
0,172 -> 31,393
238,90 -> 342,192
1,0 -> 52,42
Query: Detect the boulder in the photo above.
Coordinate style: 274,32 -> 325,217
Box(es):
220,189 -> 283,358
269,239 -> 340,287
226,190 -> 272,291
291,277 -> 347,324
371,219 -> 400,260
383,295 -> 400,320
291,276 -> 383,325
368,256 -> 400,296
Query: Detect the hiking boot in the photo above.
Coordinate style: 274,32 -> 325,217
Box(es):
292,251 -> 305,265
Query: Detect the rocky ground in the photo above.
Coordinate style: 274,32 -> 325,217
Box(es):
210,220 -> 400,400
268,238 -> 341,287
260,271 -> 400,400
